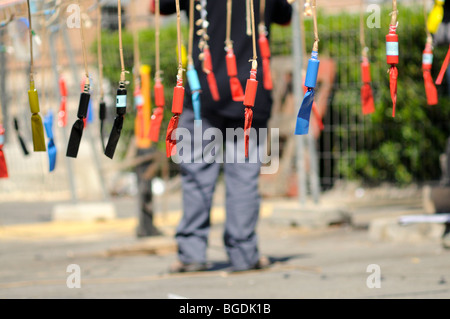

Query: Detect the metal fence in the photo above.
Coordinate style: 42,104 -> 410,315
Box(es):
1,1 -> 449,203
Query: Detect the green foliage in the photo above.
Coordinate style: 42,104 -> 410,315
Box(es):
272,5 -> 450,185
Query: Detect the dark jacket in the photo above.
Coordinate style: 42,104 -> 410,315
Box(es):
155,0 -> 292,122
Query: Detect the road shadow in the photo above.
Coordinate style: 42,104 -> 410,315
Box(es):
205,253 -> 311,272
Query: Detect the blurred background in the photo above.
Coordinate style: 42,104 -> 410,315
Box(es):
0,0 -> 449,224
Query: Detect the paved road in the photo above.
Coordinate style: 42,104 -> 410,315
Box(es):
0,196 -> 449,300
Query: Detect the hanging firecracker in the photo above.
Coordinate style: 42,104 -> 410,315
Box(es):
105,0 -> 128,159
386,0 -> 398,117
165,0 -> 185,157
243,0 -> 259,158
197,0 -> 220,101
13,117 -> 29,156
423,37 -> 438,105
26,0 -> 45,152
66,80 -> 90,158
66,0 -> 90,157
97,2 -> 107,151
150,76 -> 165,142
258,0 -> 273,90
360,54 -> 375,115
225,0 -> 244,102
295,0 -> 319,135
0,116 -> 8,178
150,0 -> 165,142
58,76 -> 67,128
359,2 -> 375,115
44,110 -> 57,172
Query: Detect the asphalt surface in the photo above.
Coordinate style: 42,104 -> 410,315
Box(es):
0,191 -> 450,300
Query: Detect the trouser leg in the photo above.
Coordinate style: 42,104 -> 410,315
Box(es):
223,119 -> 265,271
135,146 -> 161,237
175,109 -> 222,264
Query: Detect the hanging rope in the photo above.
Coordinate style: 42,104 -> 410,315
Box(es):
165,0 -> 185,157
386,0 -> 398,117
40,28 -> 57,172
27,0 -> 46,152
155,0 -> 161,80
360,0 -> 375,115
176,2 -> 182,72
225,0 -> 232,49
132,12 -> 140,78
434,0 -> 450,85
27,0 -> 34,82
80,4 -> 89,83
298,0 -> 323,130
422,0 -> 438,105
246,0 -> 252,36
186,0 -> 203,121
295,0 -> 320,135
150,0 -> 165,142
312,0 -> 319,51
105,0 -> 128,159
66,0 -> 91,158
97,1 -> 107,151
250,0 -> 257,63
97,2 -> 104,101
258,0 -> 273,90
359,0 -> 366,51
225,0 -> 244,102
131,0 -> 149,148
197,0 -> 220,101
118,0 -> 126,84
188,0 -> 195,64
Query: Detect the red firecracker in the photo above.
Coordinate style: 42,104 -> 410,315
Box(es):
386,24 -> 399,117
165,76 -> 184,157
423,41 -> 438,105
202,47 -> 220,101
360,56 -> 375,115
150,78 -> 165,142
226,48 -> 244,101
243,67 -> 258,158
435,45 -> 450,86
258,30 -> 273,90
58,76 -> 67,127
0,124 -> 9,178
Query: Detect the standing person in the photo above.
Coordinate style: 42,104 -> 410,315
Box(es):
152,0 -> 292,272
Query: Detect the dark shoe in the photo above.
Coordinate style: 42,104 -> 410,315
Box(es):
230,256 -> 272,273
168,260 -> 208,274
253,255 -> 271,270
135,225 -> 163,238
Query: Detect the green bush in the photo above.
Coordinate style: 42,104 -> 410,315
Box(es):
290,5 -> 450,185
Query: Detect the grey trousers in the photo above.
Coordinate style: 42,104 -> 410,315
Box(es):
175,108 -> 266,271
